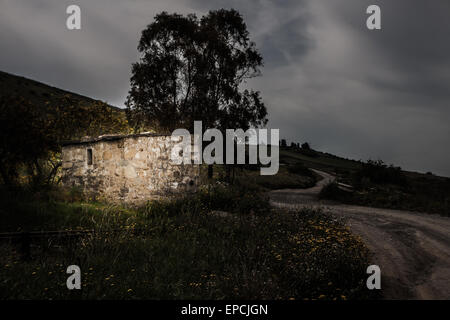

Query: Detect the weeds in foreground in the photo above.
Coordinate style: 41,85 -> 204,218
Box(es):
0,208 -> 374,300
0,185 -> 376,300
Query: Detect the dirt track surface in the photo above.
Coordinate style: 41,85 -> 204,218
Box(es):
269,170 -> 450,300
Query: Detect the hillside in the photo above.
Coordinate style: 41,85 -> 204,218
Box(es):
281,146 -> 449,180
0,70 -> 120,111
279,146 -> 450,215
0,70 -> 131,141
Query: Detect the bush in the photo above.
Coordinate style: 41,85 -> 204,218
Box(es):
199,184 -> 270,215
139,184 -> 271,218
353,160 -> 407,188
319,182 -> 353,202
287,163 -> 315,177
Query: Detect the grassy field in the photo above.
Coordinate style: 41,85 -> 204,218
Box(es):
280,148 -> 361,173
0,185 -> 375,300
233,165 -> 316,191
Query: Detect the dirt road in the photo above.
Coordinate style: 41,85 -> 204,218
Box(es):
269,170 -> 450,300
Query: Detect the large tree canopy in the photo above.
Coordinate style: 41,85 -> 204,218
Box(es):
126,9 -> 268,133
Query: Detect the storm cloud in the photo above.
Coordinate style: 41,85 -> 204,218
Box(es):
1,0 -> 449,175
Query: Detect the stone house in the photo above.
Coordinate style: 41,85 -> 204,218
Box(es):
61,133 -> 199,203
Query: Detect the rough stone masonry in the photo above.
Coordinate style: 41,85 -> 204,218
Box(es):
61,133 -> 199,203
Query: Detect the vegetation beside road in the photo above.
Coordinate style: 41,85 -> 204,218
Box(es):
281,146 -> 450,216
205,162 -> 317,192
0,184 -> 374,300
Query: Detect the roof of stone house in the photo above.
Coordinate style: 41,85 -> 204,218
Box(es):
61,132 -> 169,146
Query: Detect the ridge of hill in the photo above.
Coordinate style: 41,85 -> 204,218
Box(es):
0,70 -> 131,141
0,70 -> 121,111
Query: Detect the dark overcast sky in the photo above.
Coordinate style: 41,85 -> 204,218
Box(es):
1,0 -> 449,176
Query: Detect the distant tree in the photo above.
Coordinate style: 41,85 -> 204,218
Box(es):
126,9 -> 267,134
301,142 -> 311,150
280,139 -> 287,147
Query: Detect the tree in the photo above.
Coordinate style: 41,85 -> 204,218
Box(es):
126,9 -> 267,134
0,96 -> 55,188
301,142 -> 311,150
280,139 -> 287,147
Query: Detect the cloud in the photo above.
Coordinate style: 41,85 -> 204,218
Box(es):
0,0 -> 449,175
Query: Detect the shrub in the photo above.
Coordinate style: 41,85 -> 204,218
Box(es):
319,182 -> 353,202
140,184 -> 271,218
353,160 -> 407,188
198,184 -> 270,215
287,163 -> 315,177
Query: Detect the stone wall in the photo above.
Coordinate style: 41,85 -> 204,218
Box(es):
61,134 -> 199,203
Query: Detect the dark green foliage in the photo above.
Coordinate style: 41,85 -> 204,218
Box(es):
0,96 -> 57,187
198,184 -> 271,215
319,182 -> 353,202
287,162 -> 315,178
354,160 -> 407,187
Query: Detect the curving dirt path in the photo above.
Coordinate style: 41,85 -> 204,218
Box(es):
269,170 -> 450,300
